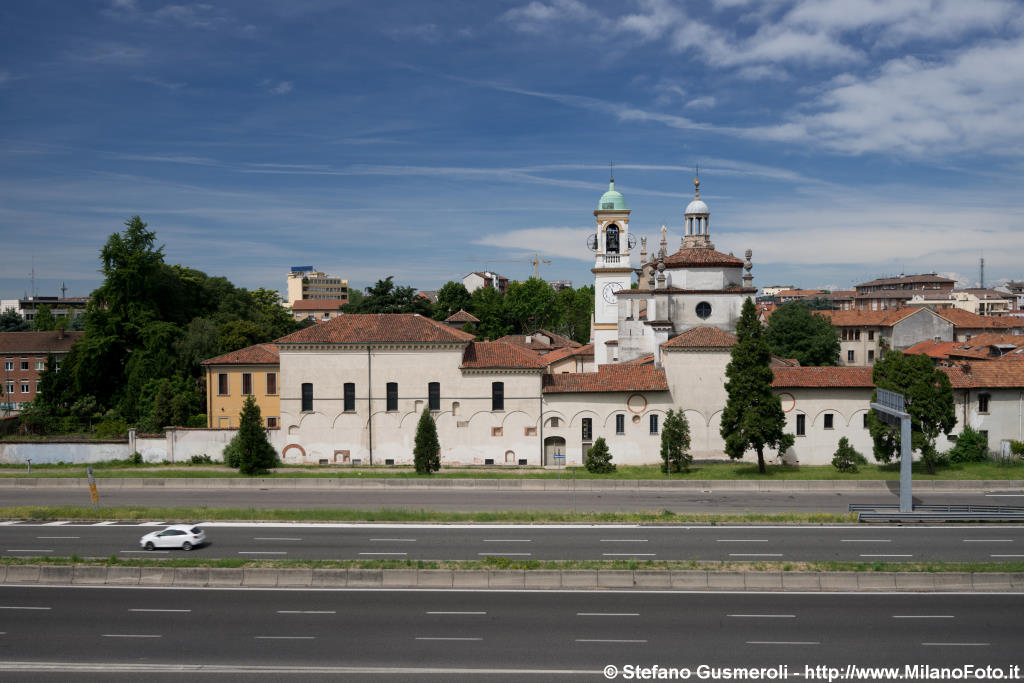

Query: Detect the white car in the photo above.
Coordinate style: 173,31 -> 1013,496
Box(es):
140,524 -> 206,551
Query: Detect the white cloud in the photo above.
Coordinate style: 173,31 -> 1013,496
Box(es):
474,227 -> 592,261
388,23 -> 443,44
685,96 -> 716,109
135,75 -> 186,90
501,0 -> 608,33
82,44 -> 148,63
266,80 -> 293,95
0,71 -> 10,85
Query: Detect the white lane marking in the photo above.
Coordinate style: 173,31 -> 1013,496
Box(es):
370,538 -> 417,542
6,549 -> 54,553
138,522 -> 167,527
36,536 -> 80,539
277,611 -> 336,615
985,494 -> 1024,497
42,521 -> 69,526
963,539 -> 1013,543
415,637 -> 482,641
990,554 -> 1024,558
476,552 -> 531,556
0,521 -> 20,526
254,537 -> 303,541
747,641 -> 819,646
729,553 -> 783,557
600,539 -> 648,543
121,550 -> 169,555
893,615 -> 954,619
575,639 -> 647,643
601,553 -> 656,557
92,522 -> 117,526
255,636 -> 316,640
716,539 -> 769,543
359,552 -> 408,556
129,609 -> 191,613
841,539 -> 891,543
0,606 -> 51,610
859,554 -> 912,558
427,611 -> 487,615
728,614 -> 795,618
922,642 -> 989,647
577,613 -> 639,617
103,634 -> 162,638
238,551 -> 287,555
482,539 -> 532,543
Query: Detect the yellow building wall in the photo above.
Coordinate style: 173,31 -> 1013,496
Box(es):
205,365 -> 281,429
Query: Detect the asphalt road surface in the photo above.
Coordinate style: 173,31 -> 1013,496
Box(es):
2,486 -> 1020,513
0,586 -> 1021,681
4,521 -> 1024,562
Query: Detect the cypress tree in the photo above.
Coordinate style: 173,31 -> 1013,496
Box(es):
234,395 -> 278,475
660,409 -> 692,474
413,405 -> 441,474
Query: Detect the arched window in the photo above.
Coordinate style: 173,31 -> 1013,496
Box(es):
606,225 -> 620,253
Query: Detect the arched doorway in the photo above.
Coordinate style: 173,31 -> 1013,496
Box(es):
543,436 -> 566,466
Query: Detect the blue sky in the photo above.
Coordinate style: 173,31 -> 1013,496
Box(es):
2,0 -> 1024,302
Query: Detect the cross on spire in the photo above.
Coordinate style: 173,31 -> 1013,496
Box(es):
610,160 -> 614,182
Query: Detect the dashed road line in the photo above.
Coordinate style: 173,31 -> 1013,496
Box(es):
103,634 -> 162,638
0,606 -> 51,611
577,613 -> 639,617
426,611 -> 487,615
370,538 -> 417,542
575,639 -> 647,643
238,551 -> 287,555
747,641 -> 819,646
359,552 -> 408,556
254,537 -> 303,541
255,636 -> 316,640
893,615 -> 954,619
728,614 -> 795,618
415,637 -> 482,641
277,611 -> 336,615
129,609 -> 191,613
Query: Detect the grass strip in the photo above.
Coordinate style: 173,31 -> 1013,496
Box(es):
0,505 -> 856,524
3,461 -> 1024,480
1,555 -> 1022,573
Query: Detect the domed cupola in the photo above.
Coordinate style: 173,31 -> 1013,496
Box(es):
682,173 -> 713,250
598,179 -> 627,211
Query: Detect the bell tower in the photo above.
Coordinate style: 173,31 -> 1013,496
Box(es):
589,171 -> 634,365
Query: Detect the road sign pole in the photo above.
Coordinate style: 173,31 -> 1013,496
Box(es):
899,414 -> 912,513
86,465 -> 99,509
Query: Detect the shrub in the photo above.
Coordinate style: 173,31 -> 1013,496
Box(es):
189,454 -> 213,465
585,437 -> 616,473
94,411 -> 127,439
1009,440 -> 1024,458
413,406 -> 440,475
831,437 -> 867,473
948,426 -> 989,463
188,414 -> 207,428
128,451 -> 143,465
223,437 -> 241,468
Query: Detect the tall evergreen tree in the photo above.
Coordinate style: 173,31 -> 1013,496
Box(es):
660,409 -> 692,474
720,298 -> 795,474
764,302 -> 840,366
232,395 -> 278,475
867,351 -> 955,474
32,305 -> 56,331
413,405 -> 441,474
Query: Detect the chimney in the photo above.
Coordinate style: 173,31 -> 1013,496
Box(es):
58,327 -> 65,340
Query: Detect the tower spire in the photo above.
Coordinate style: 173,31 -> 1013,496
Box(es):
694,164 -> 700,199
610,160 -> 614,183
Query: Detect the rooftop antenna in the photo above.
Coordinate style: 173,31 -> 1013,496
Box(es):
980,256 -> 985,289
30,257 -> 36,299
60,281 -> 68,299
610,160 -> 614,182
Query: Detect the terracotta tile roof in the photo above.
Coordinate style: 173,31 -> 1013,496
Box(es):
772,366 -> 875,388
770,356 -> 801,367
444,309 -> 479,323
461,341 -> 547,370
202,343 -> 280,366
935,308 -> 1024,330
662,326 -> 737,349
541,343 -> 594,365
660,248 -> 744,268
542,364 -> 669,393
775,289 -> 830,298
494,329 -> 581,353
944,361 -> 1024,388
291,299 -> 347,311
816,308 -> 922,327
622,354 -> 655,366
902,340 -> 960,359
857,273 -> 955,288
276,314 -> 476,344
0,330 -> 84,354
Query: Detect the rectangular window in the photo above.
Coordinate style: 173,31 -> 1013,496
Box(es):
5,381 -> 13,395
241,373 -> 253,395
847,349 -> 855,362
21,382 -> 30,394
217,373 -> 229,395
868,330 -> 875,341
581,417 -> 593,441
491,381 -> 504,411
428,382 -> 440,411
863,413 -> 869,428
266,372 -> 278,396
796,414 -> 806,436
20,361 -> 29,371
978,393 -> 990,413
824,413 -> 834,429
649,414 -> 659,435
266,417 -> 279,429
301,382 -> 313,412
868,350 -> 875,362
854,329 -> 861,341
344,382 -> 355,412
35,361 -> 45,371
386,382 -> 398,411
615,414 -> 625,434
3,361 -> 12,371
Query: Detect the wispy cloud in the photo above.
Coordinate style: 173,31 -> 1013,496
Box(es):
264,80 -> 293,95
134,75 -> 186,90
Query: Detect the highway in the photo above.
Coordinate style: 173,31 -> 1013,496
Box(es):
1,485 -> 1018,513
4,521 -> 1024,562
0,586 -> 1021,681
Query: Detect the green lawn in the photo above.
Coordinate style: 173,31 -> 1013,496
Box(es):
2,460 -> 1023,479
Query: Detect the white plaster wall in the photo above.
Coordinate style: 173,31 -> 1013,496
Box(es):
666,266 -> 742,290
0,441 -> 131,465
777,387 -> 875,466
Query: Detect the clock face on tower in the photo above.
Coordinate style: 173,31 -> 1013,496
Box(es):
602,282 -> 624,304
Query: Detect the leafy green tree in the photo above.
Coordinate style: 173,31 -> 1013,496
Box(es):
765,302 -> 840,366
69,395 -> 100,427
226,395 -> 278,475
721,298 -> 795,474
34,354 -> 70,418
504,278 -> 556,333
218,320 -> 266,354
32,305 -> 56,331
551,285 -> 593,344
147,379 -> 175,432
832,437 -> 868,473
170,393 -> 191,428
0,308 -> 30,331
585,436 -> 616,473
948,425 -> 989,463
867,351 -> 956,474
433,281 -> 473,321
343,277 -> 432,316
413,405 -> 441,474
660,409 -> 692,473
174,317 -> 221,377
469,286 -> 510,340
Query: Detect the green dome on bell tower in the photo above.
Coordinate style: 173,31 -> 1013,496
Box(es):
598,179 -> 626,211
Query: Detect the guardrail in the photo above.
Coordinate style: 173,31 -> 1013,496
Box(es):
850,503 -> 1024,522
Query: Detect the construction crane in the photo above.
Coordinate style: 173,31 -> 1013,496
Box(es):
467,253 -> 552,280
